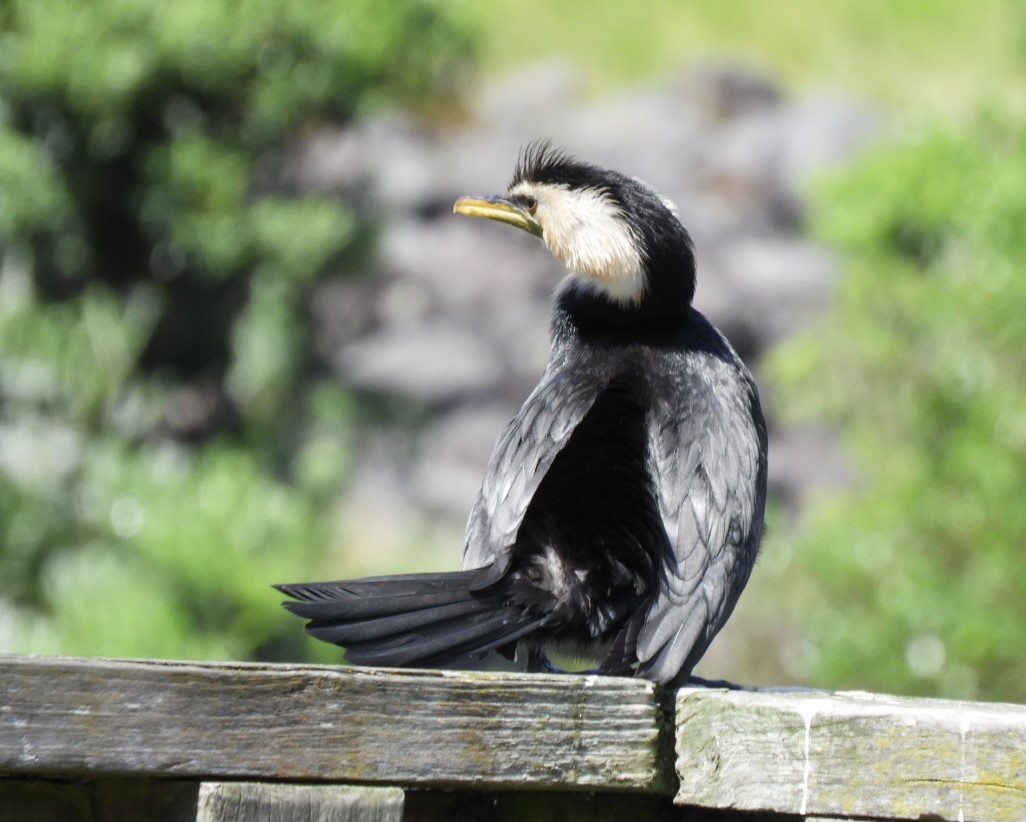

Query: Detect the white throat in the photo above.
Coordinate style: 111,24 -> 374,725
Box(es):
510,181 -> 647,305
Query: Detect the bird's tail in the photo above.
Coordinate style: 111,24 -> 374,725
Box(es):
275,569 -> 546,668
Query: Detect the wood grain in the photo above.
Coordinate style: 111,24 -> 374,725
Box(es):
196,782 -> 403,822
0,655 -> 669,794
6,654 -> 1026,820
676,687 -> 1026,821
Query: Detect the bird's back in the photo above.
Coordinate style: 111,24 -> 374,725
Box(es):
462,307 -> 767,682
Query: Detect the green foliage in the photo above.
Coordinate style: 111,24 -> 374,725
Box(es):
0,1 -> 471,660
0,0 -> 469,288
769,118 -> 1026,702
471,0 -> 1025,117
0,270 -> 340,661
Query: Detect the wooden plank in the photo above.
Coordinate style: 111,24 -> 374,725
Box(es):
196,782 -> 403,822
0,655 -> 669,794
676,687 -> 1026,821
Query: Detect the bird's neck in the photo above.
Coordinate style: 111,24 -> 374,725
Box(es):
554,260 -> 696,337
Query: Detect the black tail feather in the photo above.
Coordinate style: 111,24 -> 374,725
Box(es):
276,568 -> 545,668
302,598 -> 490,644
343,609 -> 546,667
276,570 -> 478,600
275,571 -> 479,618
278,585 -> 477,621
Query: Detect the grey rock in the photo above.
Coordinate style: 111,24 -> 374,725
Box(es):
290,114 -> 444,211
768,425 -> 853,521
309,277 -> 382,357
334,322 -> 502,404
376,219 -> 553,310
683,63 -> 782,120
475,58 -> 586,132
702,237 -> 840,347
775,96 -> 878,189
409,404 -> 517,519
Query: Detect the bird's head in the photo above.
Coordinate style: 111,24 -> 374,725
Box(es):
454,142 -> 695,317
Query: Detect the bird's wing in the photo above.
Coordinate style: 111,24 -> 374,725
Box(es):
462,360 -> 604,574
635,354 -> 766,684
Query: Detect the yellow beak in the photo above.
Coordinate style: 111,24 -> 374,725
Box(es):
453,195 -> 543,238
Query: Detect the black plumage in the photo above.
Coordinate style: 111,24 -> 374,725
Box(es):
278,143 -> 767,685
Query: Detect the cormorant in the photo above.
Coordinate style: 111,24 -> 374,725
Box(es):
277,143 -> 767,685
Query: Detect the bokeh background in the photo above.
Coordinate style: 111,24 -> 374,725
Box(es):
2,1 -> 1024,702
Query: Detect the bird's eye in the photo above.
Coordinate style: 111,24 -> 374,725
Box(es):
523,196 -> 538,215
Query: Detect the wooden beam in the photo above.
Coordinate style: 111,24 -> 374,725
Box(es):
196,783 -> 404,822
676,687 -> 1026,821
0,655 -> 669,794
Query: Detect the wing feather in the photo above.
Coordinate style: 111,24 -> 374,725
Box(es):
462,358 -> 606,573
636,346 -> 766,684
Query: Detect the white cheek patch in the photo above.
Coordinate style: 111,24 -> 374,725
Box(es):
510,182 -> 647,305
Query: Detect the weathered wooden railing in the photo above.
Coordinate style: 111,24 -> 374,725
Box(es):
1,655 -> 1024,821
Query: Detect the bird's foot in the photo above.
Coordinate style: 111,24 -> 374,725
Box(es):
683,675 -> 751,691
682,676 -> 833,695
525,648 -> 559,674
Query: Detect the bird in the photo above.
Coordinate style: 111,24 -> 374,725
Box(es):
277,142 -> 767,686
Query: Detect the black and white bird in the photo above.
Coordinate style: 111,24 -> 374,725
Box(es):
277,143 -> 767,686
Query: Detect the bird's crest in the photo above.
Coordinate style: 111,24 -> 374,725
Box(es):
511,140 -> 590,188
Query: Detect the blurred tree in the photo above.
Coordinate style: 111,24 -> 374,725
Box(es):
770,116 -> 1026,702
0,0 -> 471,660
